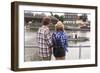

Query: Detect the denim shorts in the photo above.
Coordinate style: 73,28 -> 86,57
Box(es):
53,47 -> 65,57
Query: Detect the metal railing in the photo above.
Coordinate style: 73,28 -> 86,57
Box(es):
25,45 -> 90,59
24,45 -> 90,48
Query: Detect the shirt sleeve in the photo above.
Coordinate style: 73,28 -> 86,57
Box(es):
61,33 -> 68,52
45,29 -> 52,48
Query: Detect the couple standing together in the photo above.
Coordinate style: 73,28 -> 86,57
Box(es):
37,16 -> 68,61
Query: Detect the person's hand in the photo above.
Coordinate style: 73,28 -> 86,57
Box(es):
49,48 -> 52,54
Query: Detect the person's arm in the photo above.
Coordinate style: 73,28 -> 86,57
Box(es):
61,33 -> 68,52
64,35 -> 68,52
45,29 -> 52,48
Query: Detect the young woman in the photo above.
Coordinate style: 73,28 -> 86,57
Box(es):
52,21 -> 68,60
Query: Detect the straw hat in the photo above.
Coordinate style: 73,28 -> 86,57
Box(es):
55,21 -> 64,31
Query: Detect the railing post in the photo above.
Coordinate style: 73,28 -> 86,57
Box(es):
79,45 -> 82,59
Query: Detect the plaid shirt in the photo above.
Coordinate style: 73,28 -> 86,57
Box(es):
37,25 -> 52,57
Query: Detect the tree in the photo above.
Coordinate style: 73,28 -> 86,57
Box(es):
54,14 -> 60,20
54,14 -> 64,22
59,15 -> 64,22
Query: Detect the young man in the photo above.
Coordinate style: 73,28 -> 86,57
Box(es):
37,16 -> 52,61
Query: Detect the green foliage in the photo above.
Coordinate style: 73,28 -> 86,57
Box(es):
54,14 -> 64,22
59,15 -> 64,22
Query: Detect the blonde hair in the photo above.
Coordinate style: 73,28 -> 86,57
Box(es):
55,21 -> 64,31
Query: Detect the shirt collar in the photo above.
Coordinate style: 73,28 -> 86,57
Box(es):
42,25 -> 48,28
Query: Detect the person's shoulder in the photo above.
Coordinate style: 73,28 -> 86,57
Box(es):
42,26 -> 48,30
54,32 -> 58,34
44,28 -> 49,33
45,27 -> 49,31
52,32 -> 57,36
63,31 -> 66,34
62,32 -> 67,37
38,26 -> 43,31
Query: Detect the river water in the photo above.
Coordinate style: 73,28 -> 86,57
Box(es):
24,29 -> 90,47
24,29 -> 91,61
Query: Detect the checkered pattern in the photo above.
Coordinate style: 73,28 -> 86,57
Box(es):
37,25 -> 52,57
52,31 -> 68,52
